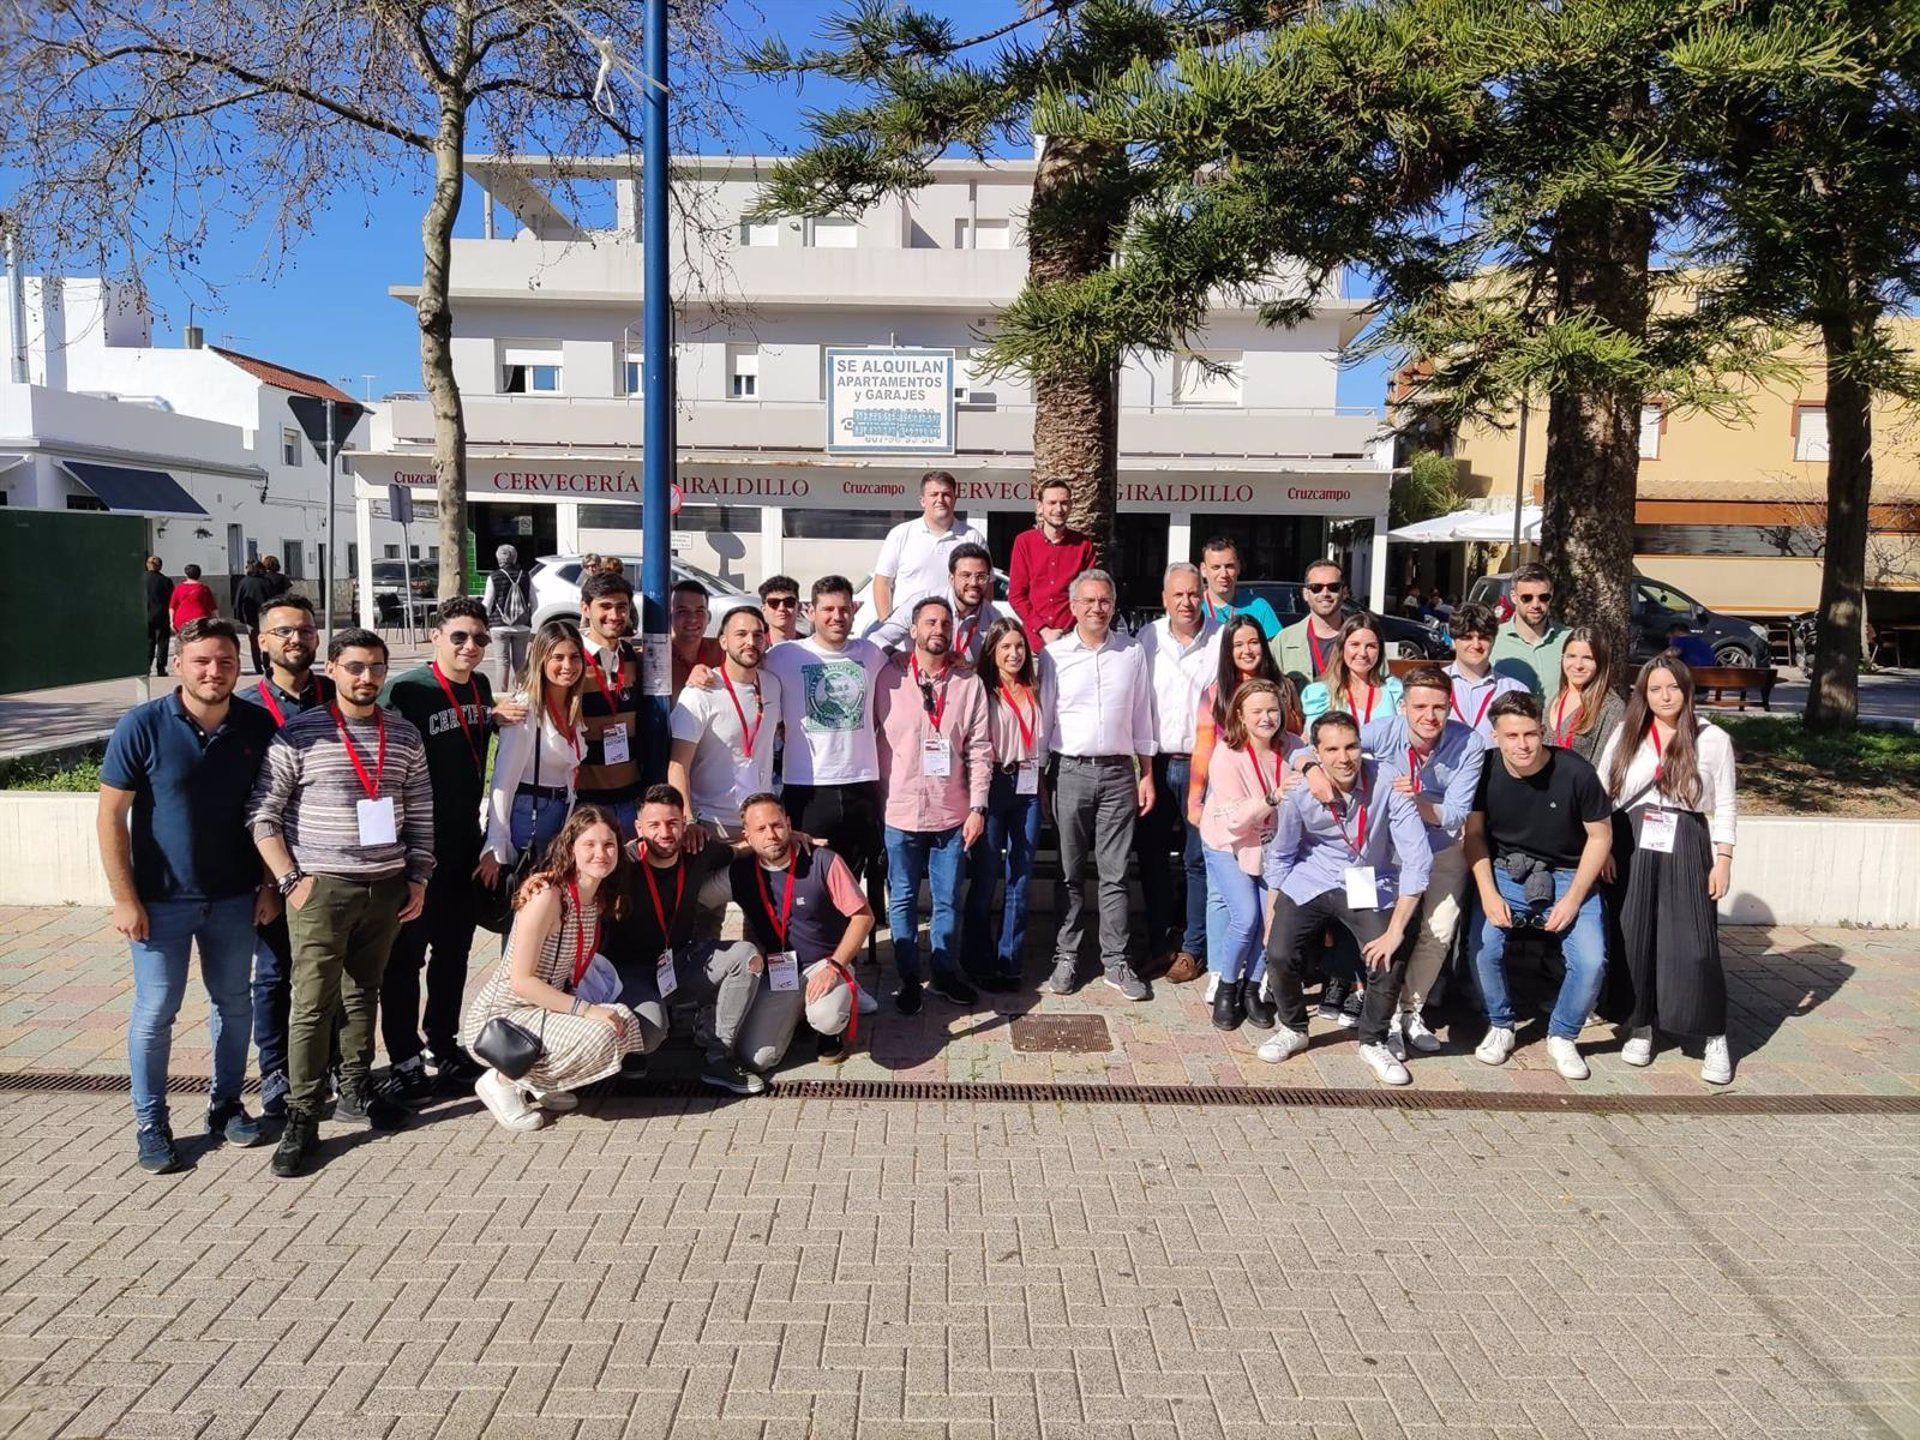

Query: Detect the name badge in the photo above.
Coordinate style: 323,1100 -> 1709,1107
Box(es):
922,736 -> 952,779
655,948 -> 678,999
1640,806 -> 1677,854
601,726 -> 631,765
1014,760 -> 1039,796
768,950 -> 800,993
356,796 -> 397,846
1344,864 -> 1379,911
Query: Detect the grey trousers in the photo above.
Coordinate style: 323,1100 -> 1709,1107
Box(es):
614,938 -> 762,1061
1054,756 -> 1139,973
493,629 -> 533,691
737,961 -> 854,1072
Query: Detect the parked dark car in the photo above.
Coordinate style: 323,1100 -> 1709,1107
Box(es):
1234,581 -> 1454,660
1467,571 -> 1772,667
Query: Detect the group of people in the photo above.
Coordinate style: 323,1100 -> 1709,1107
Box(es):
100,468 -> 1741,1179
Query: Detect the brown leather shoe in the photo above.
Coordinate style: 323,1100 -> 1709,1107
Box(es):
1139,950 -> 1174,982
1164,952 -> 1204,985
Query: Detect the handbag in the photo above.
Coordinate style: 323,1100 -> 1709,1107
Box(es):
475,727 -> 552,934
472,1010 -> 545,1080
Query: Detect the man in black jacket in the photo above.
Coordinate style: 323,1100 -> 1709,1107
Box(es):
143,557 -> 173,677
233,562 -> 275,674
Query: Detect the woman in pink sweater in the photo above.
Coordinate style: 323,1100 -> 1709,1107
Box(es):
1199,679 -> 1305,1032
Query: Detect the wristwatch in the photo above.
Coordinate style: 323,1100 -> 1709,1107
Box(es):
969,805 -> 988,817
276,868 -> 307,897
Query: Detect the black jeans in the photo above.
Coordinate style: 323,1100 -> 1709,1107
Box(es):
380,867 -> 478,1064
147,620 -> 171,675
781,781 -> 882,882
1265,888 -> 1407,1045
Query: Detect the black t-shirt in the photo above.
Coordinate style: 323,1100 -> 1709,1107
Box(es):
603,842 -> 731,964
381,664 -> 494,865
1472,747 -> 1611,869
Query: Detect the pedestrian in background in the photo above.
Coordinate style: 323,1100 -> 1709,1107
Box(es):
143,556 -> 173,677
233,561 -> 273,674
99,618 -> 276,1173
482,543 -> 536,690
168,563 -> 217,634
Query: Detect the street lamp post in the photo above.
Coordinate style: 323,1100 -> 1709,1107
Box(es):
639,0 -> 672,779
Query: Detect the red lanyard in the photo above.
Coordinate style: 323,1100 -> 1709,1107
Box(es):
721,670 -> 765,758
1002,683 -> 1035,755
1253,743 -> 1283,796
259,685 -> 286,727
330,704 -> 387,800
641,862 -> 684,942
957,611 -> 982,659
1406,743 -> 1432,784
565,881 -> 602,986
1308,627 -> 1332,674
1551,691 -> 1578,747
1650,722 -> 1667,786
1349,683 -> 1378,725
430,661 -> 485,769
756,862 -> 797,948
1453,683 -> 1495,731
587,645 -> 624,708
547,696 -> 581,760
1327,774 -> 1370,859
911,654 -> 949,728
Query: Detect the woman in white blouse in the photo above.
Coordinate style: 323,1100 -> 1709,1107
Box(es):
1596,654 -> 1739,1084
480,619 -> 588,875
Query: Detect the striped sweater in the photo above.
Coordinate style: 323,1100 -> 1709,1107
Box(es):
248,704 -> 436,883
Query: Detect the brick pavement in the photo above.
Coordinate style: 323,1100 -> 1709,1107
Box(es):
2,907 -> 1913,1098
0,1093 -> 1913,1439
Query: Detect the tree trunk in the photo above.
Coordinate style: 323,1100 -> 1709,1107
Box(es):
1025,134 -> 1122,566
1804,310 -> 1873,731
419,82 -> 469,603
1539,203 -> 1653,679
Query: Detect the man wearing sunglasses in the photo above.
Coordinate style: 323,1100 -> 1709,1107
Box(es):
376,597 -> 503,1103
1272,559 -> 1350,695
1490,562 -> 1571,702
757,575 -> 803,646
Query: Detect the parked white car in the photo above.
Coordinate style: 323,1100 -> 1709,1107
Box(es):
527,554 -> 757,637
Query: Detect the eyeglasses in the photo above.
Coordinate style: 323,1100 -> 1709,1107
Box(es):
265,625 -> 319,640
337,661 -> 389,678
444,629 -> 492,649
1303,582 -> 1343,595
764,596 -> 798,610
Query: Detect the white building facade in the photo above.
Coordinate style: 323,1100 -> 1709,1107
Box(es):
0,274 -> 402,610
353,154 -> 1393,614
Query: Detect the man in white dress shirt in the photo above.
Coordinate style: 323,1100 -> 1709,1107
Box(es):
1039,570 -> 1156,1001
865,471 -> 988,633
1135,562 -> 1219,983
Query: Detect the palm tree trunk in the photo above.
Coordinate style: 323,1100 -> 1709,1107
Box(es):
1804,311 -> 1873,730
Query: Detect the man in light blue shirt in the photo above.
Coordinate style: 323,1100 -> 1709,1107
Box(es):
1198,536 -> 1283,639
1444,602 -> 1529,742
1258,712 -> 1431,1086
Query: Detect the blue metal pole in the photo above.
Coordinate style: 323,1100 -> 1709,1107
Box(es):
639,0 -> 672,779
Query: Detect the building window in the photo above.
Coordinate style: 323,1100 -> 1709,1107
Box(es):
66,494 -> 107,512
246,538 -> 260,563
501,345 -> 563,394
623,357 -> 643,397
784,508 -> 915,541
383,544 -> 400,560
281,541 -> 304,579
954,217 -> 1012,250
728,346 -> 759,399
1794,404 -> 1829,461
281,426 -> 304,466
807,217 -> 858,249
1173,352 -> 1244,407
739,219 -> 780,248
1638,403 -> 1664,460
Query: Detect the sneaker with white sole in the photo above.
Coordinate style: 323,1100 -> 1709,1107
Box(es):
1400,1012 -> 1442,1054
1475,1025 -> 1516,1066
1357,1041 -> 1411,1087
1701,1035 -> 1733,1085
475,1070 -> 549,1132
1339,987 -> 1364,1030
1621,1026 -> 1655,1067
528,1087 -> 579,1112
1256,1026 -> 1309,1064
1545,1036 -> 1589,1080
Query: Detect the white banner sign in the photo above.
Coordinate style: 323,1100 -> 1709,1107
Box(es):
825,348 -> 955,455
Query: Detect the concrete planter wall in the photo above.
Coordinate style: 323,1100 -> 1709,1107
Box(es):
0,793 -> 1913,928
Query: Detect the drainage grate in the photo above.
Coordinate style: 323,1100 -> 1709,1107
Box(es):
1,1070 -> 1914,1116
1007,1015 -> 1112,1054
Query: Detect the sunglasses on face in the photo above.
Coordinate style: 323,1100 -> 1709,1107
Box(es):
444,629 -> 492,649
1515,591 -> 1552,604
265,625 -> 319,640
338,661 -> 388,678
764,596 -> 798,610
1303,582 -> 1342,595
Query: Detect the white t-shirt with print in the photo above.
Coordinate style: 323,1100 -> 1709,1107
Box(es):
762,637 -> 889,785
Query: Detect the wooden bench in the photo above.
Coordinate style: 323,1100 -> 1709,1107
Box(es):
1689,665 -> 1777,711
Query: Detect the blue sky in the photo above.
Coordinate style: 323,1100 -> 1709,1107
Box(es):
136,0 -> 1388,411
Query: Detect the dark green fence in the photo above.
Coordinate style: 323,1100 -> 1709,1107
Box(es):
0,511 -> 146,693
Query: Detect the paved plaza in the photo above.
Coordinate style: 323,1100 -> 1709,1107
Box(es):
0,907 -> 1915,1438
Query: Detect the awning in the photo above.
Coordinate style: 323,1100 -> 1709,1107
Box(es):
1387,508 -> 1481,542
1454,506 -> 1542,543
59,460 -> 209,517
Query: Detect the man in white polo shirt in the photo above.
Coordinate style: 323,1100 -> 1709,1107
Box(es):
865,470 -> 987,634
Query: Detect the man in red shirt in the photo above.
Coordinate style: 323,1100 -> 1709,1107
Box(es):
167,564 -> 219,633
1008,479 -> 1095,645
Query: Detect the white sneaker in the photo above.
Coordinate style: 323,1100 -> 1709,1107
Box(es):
1475,1026 -> 1516,1066
475,1070 -> 548,1132
1702,1035 -> 1733,1085
1256,1026 -> 1308,1064
528,1087 -> 579,1112
1545,1036 -> 1590,1080
857,986 -> 879,1016
1386,1015 -> 1407,1063
1621,1027 -> 1654,1067
1400,1012 -> 1442,1054
1357,1041 -> 1411,1087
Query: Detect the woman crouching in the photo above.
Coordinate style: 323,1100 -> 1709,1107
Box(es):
463,805 -> 645,1130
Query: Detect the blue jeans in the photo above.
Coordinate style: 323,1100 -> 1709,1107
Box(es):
1138,754 -> 1207,958
511,789 -> 570,863
1202,847 -> 1268,985
963,771 -> 1041,973
1469,867 -> 1607,1040
128,894 -> 256,1131
884,823 -> 967,985
252,915 -> 291,1083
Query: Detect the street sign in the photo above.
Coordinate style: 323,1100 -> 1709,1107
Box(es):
387,482 -> 414,526
824,347 -> 956,455
669,481 -> 683,517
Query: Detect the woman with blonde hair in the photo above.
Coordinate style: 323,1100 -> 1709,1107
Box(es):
464,806 -> 646,1130
1549,626 -> 1625,762
1299,613 -> 1404,727
481,618 -> 588,877
1597,655 -> 1739,1084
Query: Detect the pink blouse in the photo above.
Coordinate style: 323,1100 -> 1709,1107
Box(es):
1199,734 -> 1307,874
